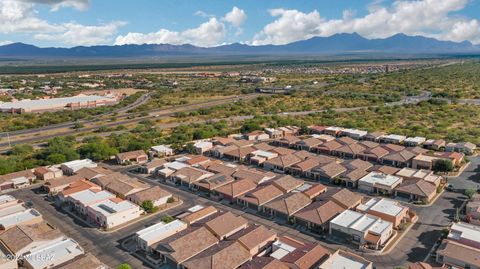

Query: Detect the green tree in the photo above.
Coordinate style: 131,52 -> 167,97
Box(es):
141,200 -> 155,213
46,153 -> 66,164
78,137 -> 118,161
161,215 -> 174,223
116,263 -> 132,269
465,188 -> 477,199
433,159 -> 454,172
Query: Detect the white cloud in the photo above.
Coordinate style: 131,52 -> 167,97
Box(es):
0,0 -> 125,46
222,6 -> 247,27
115,17 -> 226,47
252,0 -> 480,45
0,41 -> 14,46
194,10 -> 214,18
34,21 -> 126,46
17,0 -> 89,11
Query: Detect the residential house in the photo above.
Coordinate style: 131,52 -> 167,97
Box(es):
446,142 -> 477,155
263,192 -> 312,221
215,179 -> 257,202
181,206 -> 218,226
318,188 -> 363,210
295,137 -> 322,151
271,175 -> 304,193
324,126 -> 343,137
263,155 -> 302,173
205,163 -> 238,175
193,174 -> 235,194
436,240 -> 480,269
60,159 -> 97,176
314,140 -> 342,155
139,159 -> 167,175
265,128 -> 284,139
21,238 -> 84,269
116,150 -> 148,164
309,162 -> 346,182
329,210 -> 394,250
0,169 -> 35,189
182,241 -> 251,269
245,131 -> 269,141
395,180 -> 436,203
54,253 -> 107,269
223,146 -> 256,162
308,125 -> 326,134
341,129 -> 368,140
237,184 -> 284,211
232,169 -> 275,185
194,141 -> 213,154
273,136 -> 301,148
43,175 -> 87,194
333,143 -> 366,159
364,132 -> 385,142
127,186 -> 172,207
395,168 -> 443,187
170,166 -> 214,188
358,146 -> 389,163
150,145 -> 174,157
404,137 -> 427,147
75,166 -> 112,180
239,257 -> 289,269
34,166 -> 62,181
378,134 -> 407,144
358,172 -> 403,195
135,220 -> 188,252
381,149 -> 416,168
230,224 -> 277,256
86,198 -> 142,229
204,212 -> 248,239
63,189 -> 115,216
281,243 -> 330,269
293,200 -> 345,234
0,221 -> 63,261
319,249 -> 374,269
0,208 -> 43,230
91,172 -> 150,199
356,198 -> 409,228
248,150 -> 278,166
152,227 -> 219,268
423,139 -> 446,150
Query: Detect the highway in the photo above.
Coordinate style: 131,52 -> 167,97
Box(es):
0,94 -> 262,148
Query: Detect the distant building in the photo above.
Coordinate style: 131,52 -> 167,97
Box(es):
61,159 -> 97,176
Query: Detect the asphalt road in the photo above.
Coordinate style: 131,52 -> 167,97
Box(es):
447,156 -> 480,191
0,94 -> 262,149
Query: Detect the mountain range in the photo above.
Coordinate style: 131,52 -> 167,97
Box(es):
0,33 -> 479,58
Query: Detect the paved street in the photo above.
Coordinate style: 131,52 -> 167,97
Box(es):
8,159 -> 473,269
448,156 -> 480,191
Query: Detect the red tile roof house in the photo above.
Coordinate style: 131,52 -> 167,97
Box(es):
313,140 -> 343,156
332,143 -> 366,159
309,162 -> 347,182
115,150 -> 148,165
380,149 -> 417,168
229,224 -> 277,256
272,136 -> 301,148
237,184 -> 284,212
223,146 -> 256,162
281,243 -> 331,269
287,157 -> 323,177
293,200 -> 345,234
262,192 -> 312,221
170,166 -> 214,188
263,155 -> 302,173
294,137 -> 323,151
204,211 -> 249,240
215,178 -> 257,203
192,174 -> 235,197
358,146 -> 389,163
181,240 -> 252,269
308,125 -> 327,134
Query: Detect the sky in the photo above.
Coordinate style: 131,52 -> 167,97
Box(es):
1,0 -> 480,47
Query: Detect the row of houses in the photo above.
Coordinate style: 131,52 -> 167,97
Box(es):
308,125 -> 477,155
181,137 -> 444,203
38,163 -> 173,229
0,194 -> 106,269
152,155 -> 414,251
133,204 -> 374,269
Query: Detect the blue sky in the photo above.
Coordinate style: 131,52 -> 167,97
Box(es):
1,0 -> 480,47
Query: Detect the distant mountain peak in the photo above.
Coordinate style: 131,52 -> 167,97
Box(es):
0,32 -> 478,58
